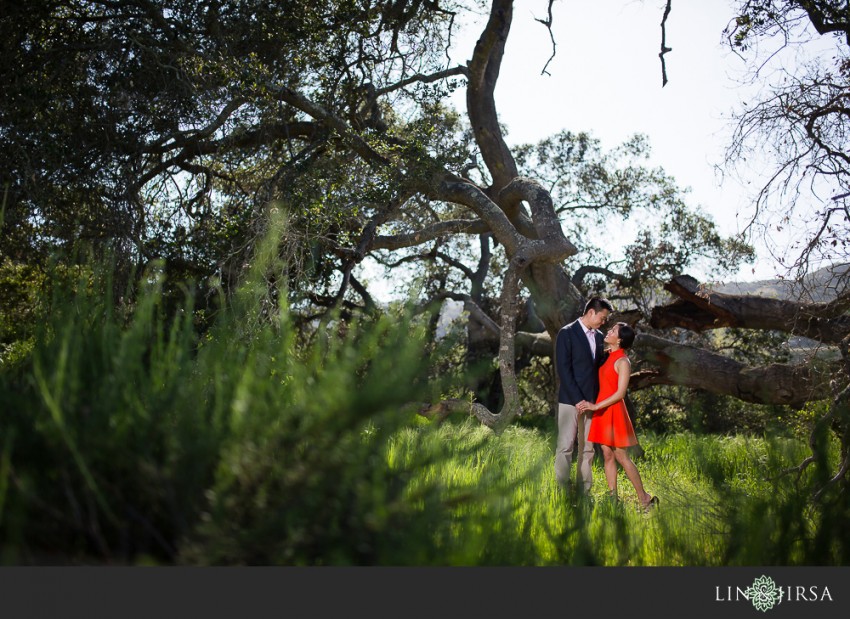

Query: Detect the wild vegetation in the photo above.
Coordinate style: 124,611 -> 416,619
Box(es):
0,242 -> 847,566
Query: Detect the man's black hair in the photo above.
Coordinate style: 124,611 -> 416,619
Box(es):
583,297 -> 614,315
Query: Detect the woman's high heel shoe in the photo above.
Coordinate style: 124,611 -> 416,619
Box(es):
642,495 -> 659,512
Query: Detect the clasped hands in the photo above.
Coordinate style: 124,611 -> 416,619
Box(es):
576,400 -> 597,414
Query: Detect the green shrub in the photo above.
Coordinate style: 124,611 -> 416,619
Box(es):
0,247 -> 509,564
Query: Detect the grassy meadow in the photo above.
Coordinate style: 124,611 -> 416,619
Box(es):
383,419 -> 844,566
1,257 -> 848,566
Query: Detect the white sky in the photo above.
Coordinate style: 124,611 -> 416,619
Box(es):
449,0 -> 780,282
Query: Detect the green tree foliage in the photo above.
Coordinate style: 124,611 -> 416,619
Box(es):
0,0 -> 463,292
514,131 -> 753,305
0,0 -> 747,308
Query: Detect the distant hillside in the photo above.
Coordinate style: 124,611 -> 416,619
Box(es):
715,263 -> 850,303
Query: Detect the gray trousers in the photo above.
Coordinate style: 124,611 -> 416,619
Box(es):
554,403 -> 594,492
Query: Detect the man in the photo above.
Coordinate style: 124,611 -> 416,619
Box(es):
554,297 -> 613,493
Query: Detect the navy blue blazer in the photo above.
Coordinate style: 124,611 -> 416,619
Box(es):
555,319 -> 605,406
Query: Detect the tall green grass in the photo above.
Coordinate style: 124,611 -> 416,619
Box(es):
0,249 -> 847,564
380,423 -> 846,566
0,254 -> 482,564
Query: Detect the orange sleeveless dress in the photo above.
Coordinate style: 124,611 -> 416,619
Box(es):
586,348 -> 638,447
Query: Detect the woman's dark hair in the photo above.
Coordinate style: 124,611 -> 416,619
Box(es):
616,322 -> 636,349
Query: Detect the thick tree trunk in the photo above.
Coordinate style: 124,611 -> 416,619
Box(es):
466,303 -> 503,411
631,333 -> 833,406
440,0 -> 580,427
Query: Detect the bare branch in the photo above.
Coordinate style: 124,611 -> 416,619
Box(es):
374,66 -> 469,97
412,398 -> 502,427
659,0 -> 673,87
571,264 -> 628,289
371,218 -> 490,251
408,290 -> 500,336
349,273 -> 378,314
534,0 -> 557,76
353,194 -> 412,260
436,177 -> 523,254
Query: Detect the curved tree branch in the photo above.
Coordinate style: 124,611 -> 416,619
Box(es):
798,2 -> 850,43
275,86 -> 391,168
435,176 -> 523,254
375,65 -> 469,96
498,176 -> 575,254
466,0 -> 521,215
571,265 -> 628,289
371,218 -> 490,251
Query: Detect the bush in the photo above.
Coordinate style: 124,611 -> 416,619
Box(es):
0,244 -> 513,564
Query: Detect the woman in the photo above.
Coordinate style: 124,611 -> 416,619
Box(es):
578,322 -> 658,511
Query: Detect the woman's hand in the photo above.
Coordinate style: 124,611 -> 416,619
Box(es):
577,401 -> 597,413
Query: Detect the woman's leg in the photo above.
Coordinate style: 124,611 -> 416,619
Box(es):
613,448 -> 652,507
600,444 -> 618,497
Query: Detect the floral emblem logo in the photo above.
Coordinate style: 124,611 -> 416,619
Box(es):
745,575 -> 782,612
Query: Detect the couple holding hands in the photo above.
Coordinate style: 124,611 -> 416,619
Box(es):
554,297 -> 658,511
